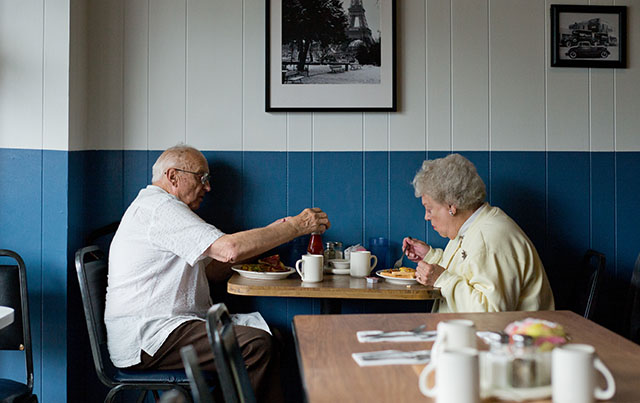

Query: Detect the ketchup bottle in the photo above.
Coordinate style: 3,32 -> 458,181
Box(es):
307,232 -> 324,255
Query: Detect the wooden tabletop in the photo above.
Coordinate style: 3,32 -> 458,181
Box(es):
292,310 -> 640,403
227,273 -> 441,300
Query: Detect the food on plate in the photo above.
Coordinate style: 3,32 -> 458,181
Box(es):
240,254 -> 288,273
504,318 -> 568,351
380,267 -> 416,279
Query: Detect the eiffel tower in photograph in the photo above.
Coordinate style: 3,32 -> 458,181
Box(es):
346,0 -> 374,44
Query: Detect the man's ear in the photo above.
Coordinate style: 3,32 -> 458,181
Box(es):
166,168 -> 179,188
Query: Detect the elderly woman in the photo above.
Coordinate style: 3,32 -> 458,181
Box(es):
403,154 -> 554,312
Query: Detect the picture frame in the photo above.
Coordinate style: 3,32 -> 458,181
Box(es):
550,4 -> 626,68
266,0 -> 396,112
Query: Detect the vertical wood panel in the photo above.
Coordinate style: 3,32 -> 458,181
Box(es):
43,0 -> 70,151
616,0 -> 640,151
0,0 -> 43,149
243,0 -> 286,151
123,0 -> 149,150
490,0 -> 545,151
287,113 -> 312,151
314,113 -> 362,151
149,0 -> 186,149
364,113 -> 389,151
545,0 -> 589,152
187,0 -> 242,151
87,0 -> 123,150
451,0 -> 489,151
426,0 -> 450,151
390,0 -> 426,151
589,0 -> 615,152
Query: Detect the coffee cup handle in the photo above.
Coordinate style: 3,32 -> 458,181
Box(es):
369,255 -> 378,274
418,360 -> 437,397
594,357 -> 616,400
430,331 -> 446,365
295,259 -> 305,281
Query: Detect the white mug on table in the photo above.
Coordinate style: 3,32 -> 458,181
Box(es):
552,344 -> 615,403
419,347 -> 480,403
349,250 -> 377,278
295,254 -> 324,283
430,319 -> 477,365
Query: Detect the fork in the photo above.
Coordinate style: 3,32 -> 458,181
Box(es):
393,236 -> 412,269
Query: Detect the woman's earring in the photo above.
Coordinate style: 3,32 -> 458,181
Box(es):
449,210 -> 454,216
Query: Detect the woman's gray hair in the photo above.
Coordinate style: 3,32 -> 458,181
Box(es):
412,154 -> 486,211
151,144 -> 204,183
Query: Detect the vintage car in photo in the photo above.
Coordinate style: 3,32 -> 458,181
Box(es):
566,41 -> 610,59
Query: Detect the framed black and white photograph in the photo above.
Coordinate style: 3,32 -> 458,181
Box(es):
266,0 -> 396,112
551,4 -> 626,68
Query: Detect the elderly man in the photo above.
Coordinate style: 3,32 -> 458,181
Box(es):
106,145 -> 329,402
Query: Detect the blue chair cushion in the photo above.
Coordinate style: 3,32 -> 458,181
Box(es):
0,378 -> 31,402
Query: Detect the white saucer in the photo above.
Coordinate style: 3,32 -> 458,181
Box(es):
331,268 -> 350,275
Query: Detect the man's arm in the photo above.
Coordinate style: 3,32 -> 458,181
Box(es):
205,207 -> 329,264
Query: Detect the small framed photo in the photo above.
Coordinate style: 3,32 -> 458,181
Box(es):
266,0 -> 396,112
550,4 -> 626,68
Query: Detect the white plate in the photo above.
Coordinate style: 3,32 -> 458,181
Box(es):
232,265 -> 295,280
376,270 -> 417,285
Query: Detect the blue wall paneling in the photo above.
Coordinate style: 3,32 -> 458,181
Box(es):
2,148 -> 640,402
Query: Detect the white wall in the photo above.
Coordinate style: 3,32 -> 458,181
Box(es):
0,0 -> 69,150
2,0 -> 639,152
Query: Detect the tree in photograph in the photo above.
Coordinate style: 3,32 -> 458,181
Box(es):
283,0 -> 349,72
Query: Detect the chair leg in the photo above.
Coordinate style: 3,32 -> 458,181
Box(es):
152,390 -> 161,402
135,389 -> 149,403
105,385 -> 126,403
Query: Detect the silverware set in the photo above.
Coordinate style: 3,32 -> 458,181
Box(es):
366,324 -> 431,339
360,350 -> 431,361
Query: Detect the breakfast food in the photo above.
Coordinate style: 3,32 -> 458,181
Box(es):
241,254 -> 288,273
380,267 -> 416,279
504,318 -> 568,351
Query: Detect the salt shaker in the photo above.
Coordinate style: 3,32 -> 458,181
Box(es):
485,332 -> 511,389
324,242 -> 336,262
509,334 -> 537,388
333,242 -> 344,259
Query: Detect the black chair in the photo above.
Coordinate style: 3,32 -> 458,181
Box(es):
627,252 -> 640,344
571,249 -> 606,320
75,245 -> 194,402
180,346 -> 214,403
0,250 -> 37,403
205,303 -> 256,403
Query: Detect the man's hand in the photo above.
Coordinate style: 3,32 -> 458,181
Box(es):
403,237 -> 431,263
289,208 -> 330,236
415,261 -> 445,286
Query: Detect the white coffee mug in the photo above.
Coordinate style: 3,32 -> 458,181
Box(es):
350,250 -> 377,278
430,319 -> 477,365
295,254 -> 324,283
552,344 -> 615,403
419,347 -> 480,403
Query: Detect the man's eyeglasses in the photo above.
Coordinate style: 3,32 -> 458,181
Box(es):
172,168 -> 211,185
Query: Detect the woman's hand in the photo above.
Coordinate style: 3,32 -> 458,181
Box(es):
415,261 -> 445,286
403,237 -> 431,262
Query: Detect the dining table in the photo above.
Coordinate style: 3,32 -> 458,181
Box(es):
292,310 -> 640,402
0,306 -> 14,330
227,272 -> 441,314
